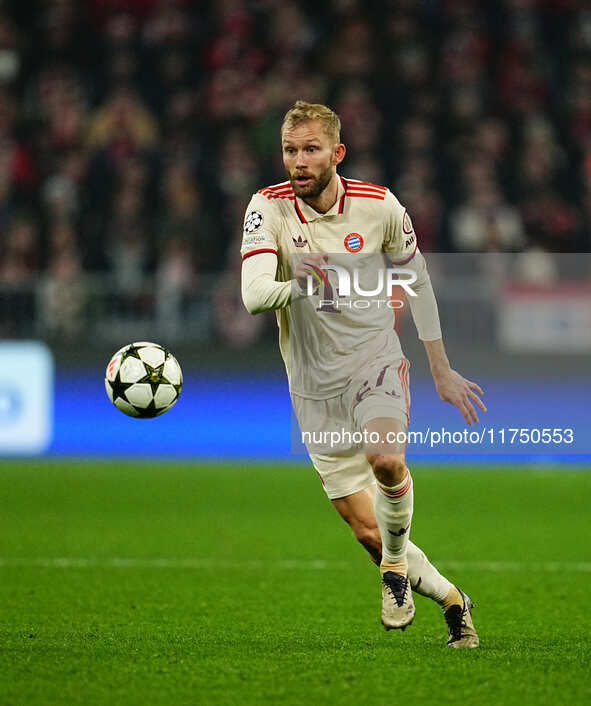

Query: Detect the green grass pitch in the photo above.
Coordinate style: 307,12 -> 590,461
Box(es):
1,460 -> 590,706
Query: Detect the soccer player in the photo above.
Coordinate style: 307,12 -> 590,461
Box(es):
240,101 -> 485,647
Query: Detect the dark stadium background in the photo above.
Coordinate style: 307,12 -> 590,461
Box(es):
0,0 -> 589,459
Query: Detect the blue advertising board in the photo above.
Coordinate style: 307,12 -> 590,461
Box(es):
0,340 -> 588,462
0,342 -> 53,454
50,369 -> 590,462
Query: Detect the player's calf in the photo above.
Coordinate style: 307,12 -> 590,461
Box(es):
350,523 -> 381,565
332,488 -> 382,565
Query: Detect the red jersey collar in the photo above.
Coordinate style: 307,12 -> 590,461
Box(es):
294,175 -> 347,224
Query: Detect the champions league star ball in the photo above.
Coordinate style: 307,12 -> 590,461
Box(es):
105,342 -> 183,418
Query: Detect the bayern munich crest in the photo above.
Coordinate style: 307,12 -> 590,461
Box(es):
344,232 -> 364,252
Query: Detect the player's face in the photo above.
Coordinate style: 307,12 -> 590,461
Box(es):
282,121 -> 343,199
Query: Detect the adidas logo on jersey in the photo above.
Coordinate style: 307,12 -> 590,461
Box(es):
293,235 -> 308,248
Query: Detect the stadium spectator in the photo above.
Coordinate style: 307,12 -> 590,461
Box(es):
107,183 -> 151,293
0,214 -> 38,282
155,232 -> 195,337
41,247 -> 86,339
156,161 -> 221,270
449,162 -> 525,252
87,86 -> 159,160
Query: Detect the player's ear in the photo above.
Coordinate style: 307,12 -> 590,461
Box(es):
333,142 -> 346,166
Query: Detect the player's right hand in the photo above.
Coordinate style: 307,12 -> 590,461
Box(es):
294,253 -> 328,290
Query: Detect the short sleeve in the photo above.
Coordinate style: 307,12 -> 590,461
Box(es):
382,190 -> 418,265
240,193 -> 280,260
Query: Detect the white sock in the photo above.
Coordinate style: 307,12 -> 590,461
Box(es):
406,541 -> 452,603
374,469 -> 413,567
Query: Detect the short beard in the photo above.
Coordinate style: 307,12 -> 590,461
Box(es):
289,163 -> 333,200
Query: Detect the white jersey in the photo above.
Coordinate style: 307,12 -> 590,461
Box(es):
240,176 -> 421,399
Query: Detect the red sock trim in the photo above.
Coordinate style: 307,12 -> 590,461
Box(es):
377,472 -> 412,499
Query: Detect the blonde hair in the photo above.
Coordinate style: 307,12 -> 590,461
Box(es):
281,101 -> 341,144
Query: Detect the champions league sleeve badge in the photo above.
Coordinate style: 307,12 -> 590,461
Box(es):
244,210 -> 264,233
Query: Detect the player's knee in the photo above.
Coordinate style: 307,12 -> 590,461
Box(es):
367,453 -> 407,486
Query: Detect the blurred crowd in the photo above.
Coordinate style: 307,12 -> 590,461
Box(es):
1,0 -> 590,340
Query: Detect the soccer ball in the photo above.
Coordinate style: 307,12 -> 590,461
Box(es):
105,342 -> 183,418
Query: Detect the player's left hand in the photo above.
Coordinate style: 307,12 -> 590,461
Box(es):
433,368 -> 486,426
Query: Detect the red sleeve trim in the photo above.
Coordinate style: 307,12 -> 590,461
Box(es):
347,193 -> 385,200
347,185 -> 387,194
347,179 -> 387,192
242,248 -> 278,261
389,242 -> 418,265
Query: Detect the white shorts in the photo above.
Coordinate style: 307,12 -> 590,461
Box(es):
291,356 -> 410,500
